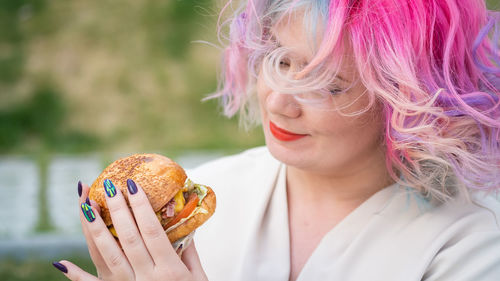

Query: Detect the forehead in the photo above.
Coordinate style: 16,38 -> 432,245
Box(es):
270,11 -> 323,63
270,11 -> 357,81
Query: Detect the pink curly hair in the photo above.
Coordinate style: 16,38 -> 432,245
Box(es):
211,0 -> 500,201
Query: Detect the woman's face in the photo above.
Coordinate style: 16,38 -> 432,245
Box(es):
257,16 -> 385,177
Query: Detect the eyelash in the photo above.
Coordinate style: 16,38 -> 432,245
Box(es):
328,86 -> 342,95
279,60 -> 290,68
278,59 -> 343,95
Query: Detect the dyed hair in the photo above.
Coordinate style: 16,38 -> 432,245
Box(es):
212,0 -> 500,201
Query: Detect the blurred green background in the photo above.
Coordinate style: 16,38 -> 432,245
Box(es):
0,0 -> 264,156
0,0 -> 498,280
0,0 -> 264,280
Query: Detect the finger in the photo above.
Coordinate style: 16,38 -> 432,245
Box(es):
181,242 -> 208,280
79,182 -> 101,214
81,197 -> 134,278
126,179 -> 179,266
103,179 -> 154,272
78,182 -> 111,277
54,260 -> 99,281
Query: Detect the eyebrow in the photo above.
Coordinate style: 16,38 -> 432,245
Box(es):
269,34 -> 280,47
336,75 -> 349,83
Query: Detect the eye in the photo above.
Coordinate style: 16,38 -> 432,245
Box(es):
279,58 -> 290,69
328,85 -> 343,95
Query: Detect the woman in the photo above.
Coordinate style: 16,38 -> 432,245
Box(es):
53,0 -> 500,280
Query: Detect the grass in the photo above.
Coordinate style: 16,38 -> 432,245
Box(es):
487,0 -> 499,9
0,0 -> 264,156
0,256 -> 96,281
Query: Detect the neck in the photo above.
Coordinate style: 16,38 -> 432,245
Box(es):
286,149 -> 394,208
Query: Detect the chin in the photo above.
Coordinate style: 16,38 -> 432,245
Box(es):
264,132 -> 351,175
264,133 -> 313,169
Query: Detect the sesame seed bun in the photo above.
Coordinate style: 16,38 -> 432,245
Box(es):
88,153 -> 216,243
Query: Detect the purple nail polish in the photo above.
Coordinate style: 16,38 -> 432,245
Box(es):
52,261 -> 68,273
127,179 -> 138,194
86,197 -> 90,205
78,181 -> 82,197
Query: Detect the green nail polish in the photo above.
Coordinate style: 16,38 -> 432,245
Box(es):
103,179 -> 116,197
81,203 -> 96,222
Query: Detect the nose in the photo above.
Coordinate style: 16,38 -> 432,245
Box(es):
265,91 -> 301,118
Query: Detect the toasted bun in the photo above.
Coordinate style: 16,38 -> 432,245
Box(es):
167,186 -> 216,242
89,154 -> 187,226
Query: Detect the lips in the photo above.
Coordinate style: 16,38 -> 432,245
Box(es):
269,121 -> 307,141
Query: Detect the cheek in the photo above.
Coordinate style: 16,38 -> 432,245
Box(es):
314,104 -> 383,145
256,73 -> 270,114
326,89 -> 380,134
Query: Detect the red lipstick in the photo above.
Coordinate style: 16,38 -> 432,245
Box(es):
269,121 -> 307,141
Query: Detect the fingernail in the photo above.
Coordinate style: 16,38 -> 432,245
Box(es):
81,202 -> 96,222
85,197 -> 91,205
127,179 -> 138,195
78,181 -> 82,197
52,261 -> 68,273
103,179 -> 117,197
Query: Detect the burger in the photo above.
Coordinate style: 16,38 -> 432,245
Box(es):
88,153 -> 216,253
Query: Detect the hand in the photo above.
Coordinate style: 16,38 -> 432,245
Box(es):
54,181 -> 208,281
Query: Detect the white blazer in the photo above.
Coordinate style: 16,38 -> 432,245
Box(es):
188,147 -> 500,281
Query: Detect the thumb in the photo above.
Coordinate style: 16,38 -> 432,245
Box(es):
181,241 -> 208,281
53,260 -> 99,281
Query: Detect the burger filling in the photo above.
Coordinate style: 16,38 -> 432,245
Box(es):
159,179 -> 209,232
107,179 -> 209,238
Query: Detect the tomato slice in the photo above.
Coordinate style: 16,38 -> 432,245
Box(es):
164,193 -> 199,230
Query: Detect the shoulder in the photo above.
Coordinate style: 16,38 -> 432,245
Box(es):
186,146 -> 279,186
430,193 -> 500,237
422,194 -> 500,280
400,188 -> 500,248
361,187 -> 500,280
419,192 -> 500,232
380,186 -> 500,232
186,146 -> 280,219
186,146 -> 281,222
